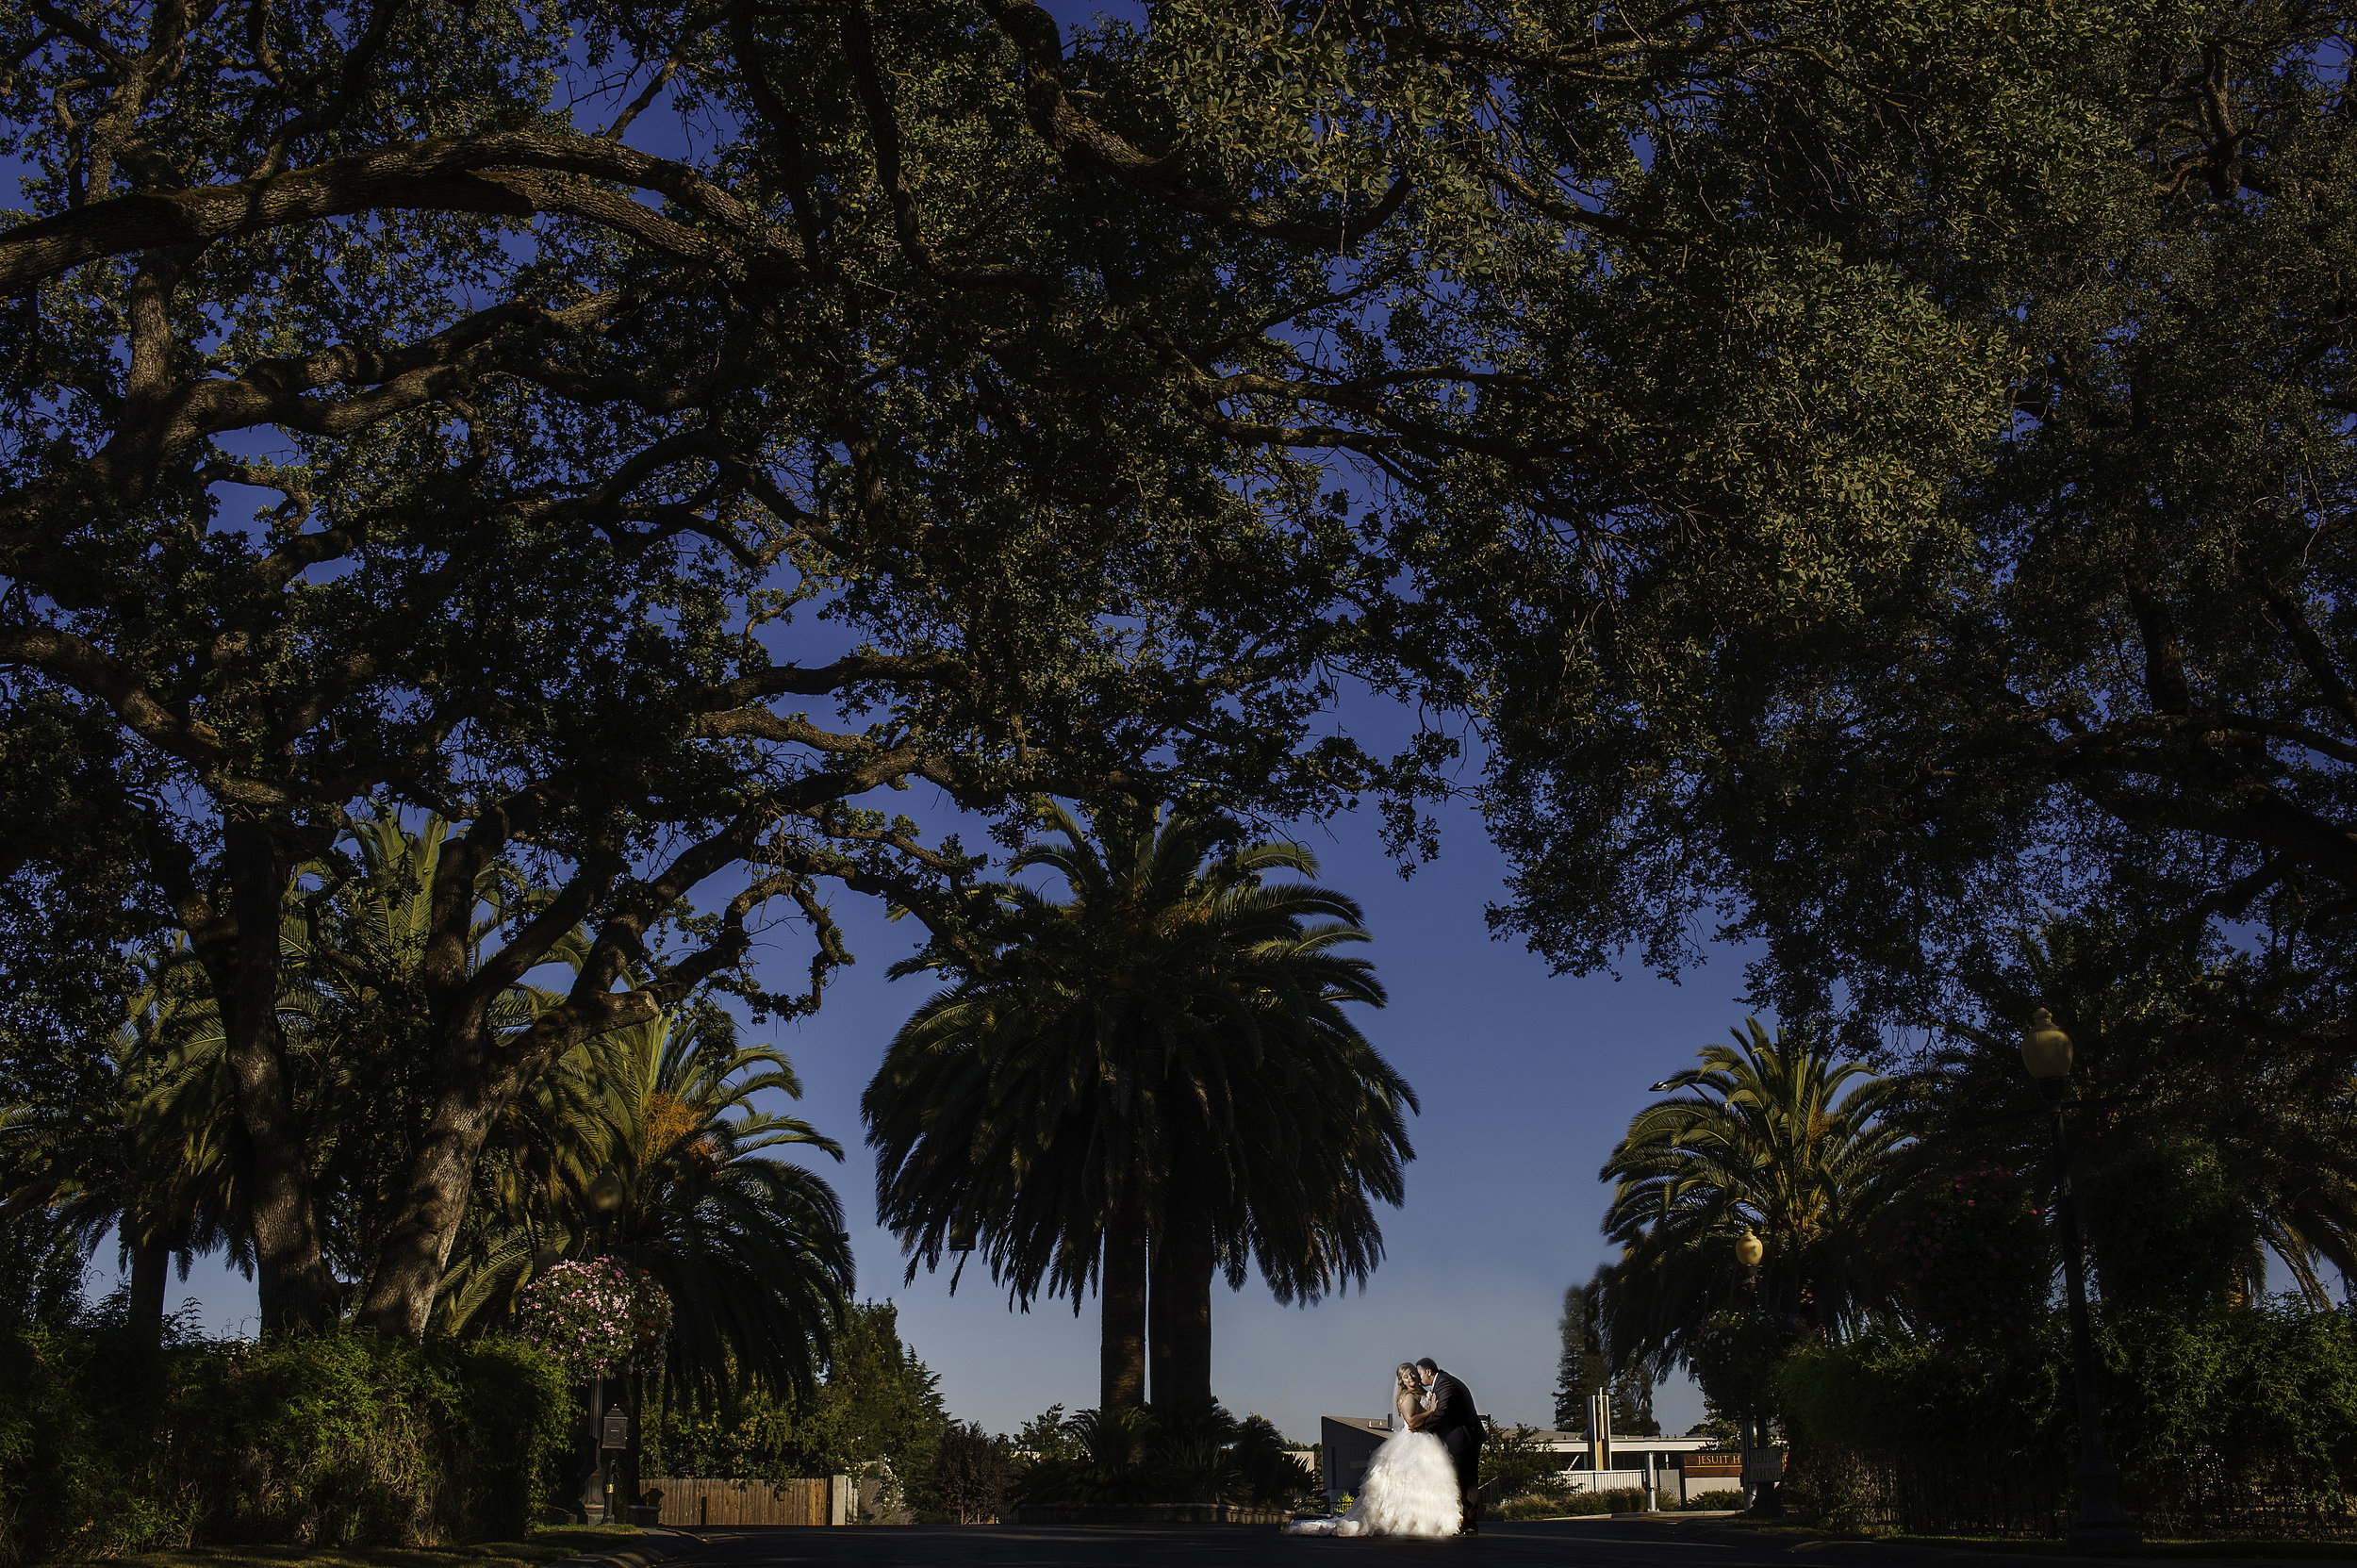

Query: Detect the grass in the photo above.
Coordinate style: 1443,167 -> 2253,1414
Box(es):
105,1525 -> 648,1568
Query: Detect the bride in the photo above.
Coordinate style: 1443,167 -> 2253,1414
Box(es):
1284,1363 -> 1462,1537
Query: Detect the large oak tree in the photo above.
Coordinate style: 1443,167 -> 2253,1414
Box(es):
1450,1 -> 2357,1045
0,0 -> 1413,1334
0,0 -> 2045,1337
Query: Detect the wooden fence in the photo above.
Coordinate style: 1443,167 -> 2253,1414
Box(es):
644,1476 -> 842,1527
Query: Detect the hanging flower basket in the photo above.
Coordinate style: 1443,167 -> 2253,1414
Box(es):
517,1257 -> 672,1377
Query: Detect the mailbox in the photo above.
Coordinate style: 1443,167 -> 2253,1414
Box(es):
601,1409 -> 631,1451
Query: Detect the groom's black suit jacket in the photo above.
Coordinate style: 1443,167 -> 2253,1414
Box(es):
1426,1369 -> 1482,1476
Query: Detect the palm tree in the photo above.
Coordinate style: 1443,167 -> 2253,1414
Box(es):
585,1000 -> 854,1401
1926,916 -> 2357,1309
1598,1019 -> 1904,1373
441,1000 -> 854,1401
0,943 -> 245,1346
865,797 -> 1417,1414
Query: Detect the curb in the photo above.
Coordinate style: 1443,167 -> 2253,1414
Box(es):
542,1526 -> 704,1568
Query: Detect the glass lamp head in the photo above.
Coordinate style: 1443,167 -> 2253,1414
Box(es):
2021,1009 -> 2074,1081
1735,1229 -> 1766,1269
588,1170 -> 628,1215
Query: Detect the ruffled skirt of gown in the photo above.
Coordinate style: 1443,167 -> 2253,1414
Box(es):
1284,1429 -> 1461,1538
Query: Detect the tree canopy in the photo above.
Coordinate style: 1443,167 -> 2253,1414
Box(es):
1465,0 -> 2357,1042
10,0 -> 2351,1336
865,798 -> 1413,1412
0,0 -> 1489,1331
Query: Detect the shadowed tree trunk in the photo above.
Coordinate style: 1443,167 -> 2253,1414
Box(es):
127,1236 -> 168,1345
1149,1213 -> 1215,1411
204,817 -> 338,1335
1101,1194 -> 1146,1414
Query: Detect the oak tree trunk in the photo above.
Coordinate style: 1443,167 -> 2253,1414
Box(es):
354,1081 -> 501,1337
215,818 -> 337,1334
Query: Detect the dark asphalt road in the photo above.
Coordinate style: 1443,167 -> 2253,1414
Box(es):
673,1517 -> 1879,1568
666,1517 -> 2357,1567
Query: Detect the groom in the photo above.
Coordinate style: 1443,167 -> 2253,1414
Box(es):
1411,1357 -> 1483,1535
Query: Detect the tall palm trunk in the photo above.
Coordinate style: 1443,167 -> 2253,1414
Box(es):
128,1236 -> 168,1345
1101,1193 -> 1147,1413
1149,1212 -> 1215,1410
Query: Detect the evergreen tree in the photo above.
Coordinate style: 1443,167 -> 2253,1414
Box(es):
1554,1268 -> 1658,1435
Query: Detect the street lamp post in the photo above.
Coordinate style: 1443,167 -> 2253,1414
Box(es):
1731,1229 -> 1781,1516
585,1170 -> 629,1526
2021,1010 -> 2140,1552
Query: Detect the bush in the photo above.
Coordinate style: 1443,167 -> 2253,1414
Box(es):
931,1422 -> 1013,1524
1479,1421 -> 1568,1504
0,1319 -> 572,1567
1777,1298 -> 2357,1538
1887,1164 -> 2050,1345
1492,1494 -> 1571,1520
1681,1489 -> 1743,1510
1009,1402 -> 1310,1508
1495,1484 -> 1648,1520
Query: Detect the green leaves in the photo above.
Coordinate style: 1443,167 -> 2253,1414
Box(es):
1598,1018 -> 1905,1372
864,797 -> 1416,1322
1449,0 -> 2357,1039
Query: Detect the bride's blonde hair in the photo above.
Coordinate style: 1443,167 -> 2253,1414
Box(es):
1393,1362 -> 1420,1394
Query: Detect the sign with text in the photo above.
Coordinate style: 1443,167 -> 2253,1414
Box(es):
1680,1452 -> 1743,1477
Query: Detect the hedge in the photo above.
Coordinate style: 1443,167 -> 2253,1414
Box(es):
1777,1299 -> 2357,1538
0,1322 -> 573,1567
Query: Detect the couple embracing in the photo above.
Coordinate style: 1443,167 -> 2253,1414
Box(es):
1286,1358 -> 1483,1539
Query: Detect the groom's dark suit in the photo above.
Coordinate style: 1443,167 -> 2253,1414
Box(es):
1425,1369 -> 1483,1532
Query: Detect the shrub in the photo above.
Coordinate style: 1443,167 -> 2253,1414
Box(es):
1682,1489 -> 1743,1510
931,1422 -> 1013,1524
1479,1421 -> 1568,1504
1492,1494 -> 1571,1520
0,1321 -> 571,1567
1887,1164 -> 2050,1345
1777,1298 -> 2357,1538
1499,1484 -> 1649,1519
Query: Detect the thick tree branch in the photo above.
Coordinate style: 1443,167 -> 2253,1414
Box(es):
0,128 -> 803,292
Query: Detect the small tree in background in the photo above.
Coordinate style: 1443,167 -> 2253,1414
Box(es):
932,1423 -> 1014,1524
1481,1422 -> 1570,1507
1013,1405 -> 1082,1461
1554,1269 -> 1660,1435
1230,1415 -> 1313,1507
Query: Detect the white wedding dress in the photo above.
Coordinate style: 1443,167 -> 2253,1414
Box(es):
1285,1387 -> 1461,1538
